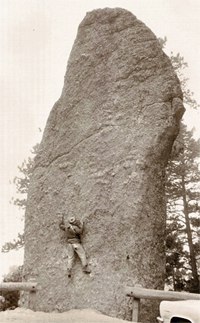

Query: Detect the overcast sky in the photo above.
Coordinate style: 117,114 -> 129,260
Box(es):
0,0 -> 200,280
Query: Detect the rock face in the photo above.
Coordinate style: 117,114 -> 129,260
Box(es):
22,8 -> 184,322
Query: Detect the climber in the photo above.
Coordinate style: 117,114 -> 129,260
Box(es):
59,215 -> 91,278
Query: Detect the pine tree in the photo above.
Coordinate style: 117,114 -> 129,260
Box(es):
159,38 -> 200,292
166,124 -> 200,292
1,144 -> 39,252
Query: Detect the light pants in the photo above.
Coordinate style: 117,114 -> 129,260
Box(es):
67,243 -> 87,272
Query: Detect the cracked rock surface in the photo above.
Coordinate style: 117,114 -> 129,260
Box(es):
23,8 -> 184,322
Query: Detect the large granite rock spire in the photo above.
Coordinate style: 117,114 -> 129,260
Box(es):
22,8 -> 184,322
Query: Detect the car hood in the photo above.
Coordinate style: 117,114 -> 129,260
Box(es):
160,300 -> 200,323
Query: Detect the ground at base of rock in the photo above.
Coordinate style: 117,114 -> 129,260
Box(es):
0,308 -> 135,323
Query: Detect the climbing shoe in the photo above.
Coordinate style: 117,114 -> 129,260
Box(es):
82,266 -> 91,274
67,269 -> 72,278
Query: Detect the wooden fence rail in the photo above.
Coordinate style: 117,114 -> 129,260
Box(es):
125,285 -> 200,322
0,282 -> 38,292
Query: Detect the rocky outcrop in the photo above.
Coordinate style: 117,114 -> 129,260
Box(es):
22,8 -> 184,322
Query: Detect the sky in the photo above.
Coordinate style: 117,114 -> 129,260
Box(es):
0,0 -> 200,281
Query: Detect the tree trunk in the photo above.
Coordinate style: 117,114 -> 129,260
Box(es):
22,8 -> 184,322
181,174 -> 199,292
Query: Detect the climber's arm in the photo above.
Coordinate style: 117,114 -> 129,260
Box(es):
72,225 -> 83,234
67,223 -> 83,234
59,221 -> 66,231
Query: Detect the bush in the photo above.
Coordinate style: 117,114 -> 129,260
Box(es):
0,266 -> 23,311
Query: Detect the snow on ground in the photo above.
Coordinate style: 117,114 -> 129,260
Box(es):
0,308 -> 132,323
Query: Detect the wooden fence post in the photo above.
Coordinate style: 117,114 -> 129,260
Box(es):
0,281 -> 38,309
0,282 -> 37,292
125,285 -> 200,322
132,297 -> 140,322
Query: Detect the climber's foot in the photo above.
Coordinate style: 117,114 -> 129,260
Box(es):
67,269 -> 72,278
82,266 -> 91,274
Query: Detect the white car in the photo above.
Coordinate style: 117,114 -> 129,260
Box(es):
157,300 -> 200,323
